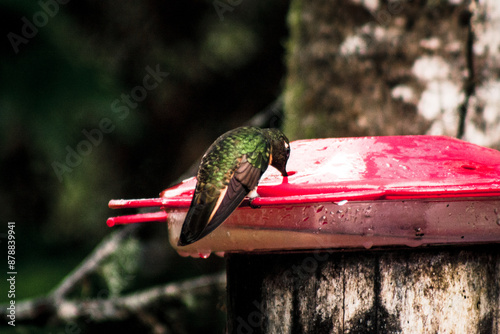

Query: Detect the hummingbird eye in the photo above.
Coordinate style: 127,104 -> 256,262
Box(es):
284,141 -> 290,158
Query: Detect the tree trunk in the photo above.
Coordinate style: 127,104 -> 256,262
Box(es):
226,245 -> 500,334
283,0 -> 500,150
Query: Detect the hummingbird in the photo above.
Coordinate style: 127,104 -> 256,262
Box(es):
177,126 -> 290,246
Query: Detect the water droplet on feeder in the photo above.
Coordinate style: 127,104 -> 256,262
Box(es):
335,200 -> 348,206
319,215 -> 328,225
406,239 -> 423,247
316,205 -> 324,213
198,251 -> 211,259
363,241 -> 374,249
177,251 -> 191,258
364,206 -> 372,217
364,227 -> 374,237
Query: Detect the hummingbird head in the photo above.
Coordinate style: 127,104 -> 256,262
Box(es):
264,128 -> 290,177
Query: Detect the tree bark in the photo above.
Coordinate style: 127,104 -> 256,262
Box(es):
227,245 -> 500,334
284,0 -> 500,149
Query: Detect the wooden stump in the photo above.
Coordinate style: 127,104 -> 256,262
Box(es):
227,245 -> 500,333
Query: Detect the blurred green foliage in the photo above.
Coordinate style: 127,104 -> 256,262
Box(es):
0,0 -> 289,332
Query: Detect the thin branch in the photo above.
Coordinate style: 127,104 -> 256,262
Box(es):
245,95 -> 284,129
51,224 -> 140,302
56,272 -> 226,322
3,271 -> 225,324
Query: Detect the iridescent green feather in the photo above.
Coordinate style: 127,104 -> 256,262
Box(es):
178,126 -> 289,246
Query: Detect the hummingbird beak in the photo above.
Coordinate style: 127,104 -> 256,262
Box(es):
278,162 -> 288,177
270,155 -> 288,176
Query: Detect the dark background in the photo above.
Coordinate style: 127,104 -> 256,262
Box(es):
0,0 -> 289,332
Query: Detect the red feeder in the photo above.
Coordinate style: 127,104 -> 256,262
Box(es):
107,136 -> 500,257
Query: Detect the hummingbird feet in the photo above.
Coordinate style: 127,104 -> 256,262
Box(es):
248,188 -> 261,208
249,198 -> 261,209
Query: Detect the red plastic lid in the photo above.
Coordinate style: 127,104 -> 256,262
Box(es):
109,135 -> 500,215
256,135 -> 500,202
107,136 -> 500,254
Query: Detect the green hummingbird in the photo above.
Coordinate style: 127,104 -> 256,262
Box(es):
177,126 -> 290,246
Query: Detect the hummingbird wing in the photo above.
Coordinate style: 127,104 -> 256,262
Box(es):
178,127 -> 272,246
205,156 -> 262,231
178,155 -> 264,246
